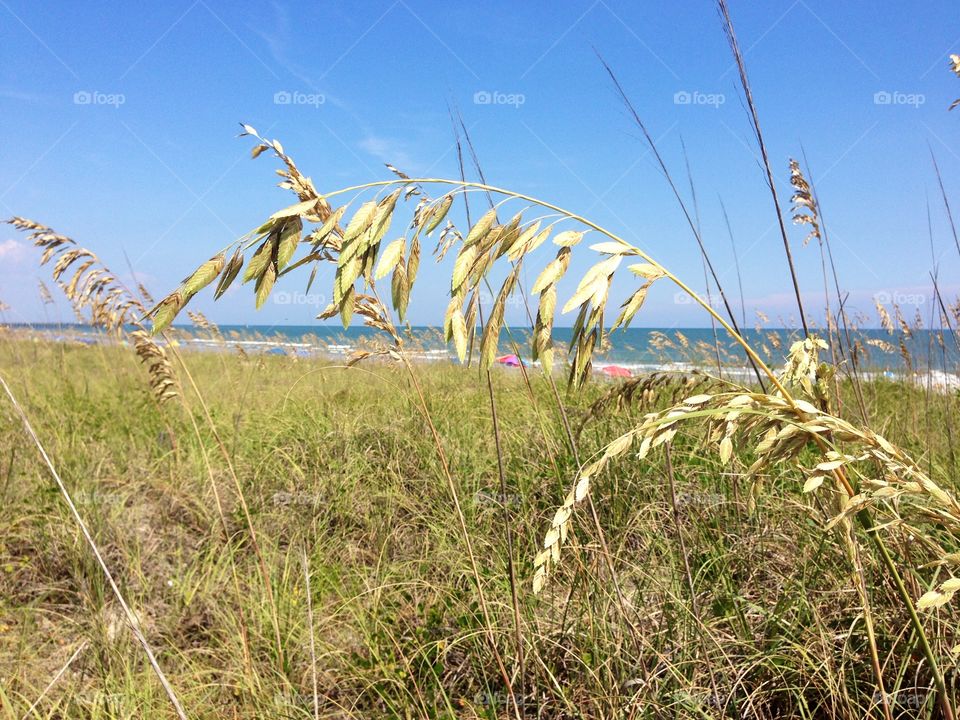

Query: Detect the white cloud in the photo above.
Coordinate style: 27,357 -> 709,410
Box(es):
0,87 -> 45,103
0,239 -> 27,263
358,135 -> 416,171
250,3 -> 350,112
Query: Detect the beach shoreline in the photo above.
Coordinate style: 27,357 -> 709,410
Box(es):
7,322 -> 959,391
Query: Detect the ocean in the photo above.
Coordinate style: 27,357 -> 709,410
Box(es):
12,323 -> 959,377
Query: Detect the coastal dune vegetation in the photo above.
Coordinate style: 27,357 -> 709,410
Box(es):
2,6 -> 960,720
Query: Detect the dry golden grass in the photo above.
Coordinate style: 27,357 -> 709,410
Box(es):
7,217 -> 179,406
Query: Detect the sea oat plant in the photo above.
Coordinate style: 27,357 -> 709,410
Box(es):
950,54 -> 960,110
6,217 -> 180,405
147,127 -> 960,715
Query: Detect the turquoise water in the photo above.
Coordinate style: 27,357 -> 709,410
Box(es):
15,323 -> 959,373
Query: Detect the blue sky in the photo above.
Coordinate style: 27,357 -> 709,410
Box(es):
1,0 -> 959,329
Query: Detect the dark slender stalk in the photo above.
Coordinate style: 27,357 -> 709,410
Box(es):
484,367 -> 526,713
859,509 -> 955,720
445,131 -> 523,717
849,530 -> 894,720
596,51 -> 768,391
454,109 -> 648,697
717,0 -> 809,336
399,353 -> 520,718
545,373 -> 647,656
718,196 -> 747,328
929,273 -> 959,473
679,136 -> 723,379
930,148 -> 960,262
797,152 -> 842,410
301,548 -> 319,720
664,444 -> 721,709
800,147 -> 870,423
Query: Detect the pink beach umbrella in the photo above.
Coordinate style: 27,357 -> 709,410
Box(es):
602,364 -> 632,378
496,354 -> 522,367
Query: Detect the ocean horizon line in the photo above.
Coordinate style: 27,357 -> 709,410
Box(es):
8,321 -> 895,333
